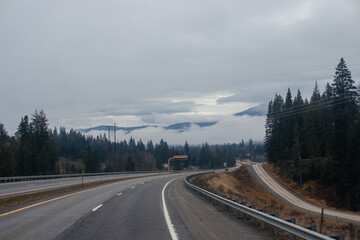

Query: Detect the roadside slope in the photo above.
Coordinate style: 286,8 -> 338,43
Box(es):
248,163 -> 360,225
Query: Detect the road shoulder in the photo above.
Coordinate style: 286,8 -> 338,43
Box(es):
167,177 -> 272,240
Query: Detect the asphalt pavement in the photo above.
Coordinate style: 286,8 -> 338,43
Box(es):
0,170 -> 275,240
57,175 -> 188,240
168,177 -> 272,240
0,172 -> 164,198
0,175 -> 177,240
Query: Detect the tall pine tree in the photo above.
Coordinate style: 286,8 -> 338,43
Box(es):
0,123 -> 13,177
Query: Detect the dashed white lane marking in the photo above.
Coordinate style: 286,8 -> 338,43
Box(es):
162,177 -> 180,240
92,204 -> 103,212
131,186 -> 135,189
117,192 -> 123,196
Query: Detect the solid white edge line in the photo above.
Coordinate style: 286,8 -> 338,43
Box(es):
92,204 -> 103,212
162,177 -> 179,240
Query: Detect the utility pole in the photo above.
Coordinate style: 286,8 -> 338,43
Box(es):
108,126 -> 111,172
114,123 -> 116,172
298,149 -> 302,184
295,124 -> 302,184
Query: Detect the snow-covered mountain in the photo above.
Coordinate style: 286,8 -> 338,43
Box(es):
234,103 -> 266,117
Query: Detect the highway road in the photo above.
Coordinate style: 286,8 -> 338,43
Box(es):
250,163 -> 360,225
0,173 -> 272,240
0,172 -> 166,198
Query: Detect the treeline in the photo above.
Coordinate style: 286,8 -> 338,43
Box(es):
0,111 -> 264,177
0,110 -> 57,176
265,58 -> 360,210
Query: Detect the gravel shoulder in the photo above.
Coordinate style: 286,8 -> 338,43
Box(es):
167,177 -> 272,240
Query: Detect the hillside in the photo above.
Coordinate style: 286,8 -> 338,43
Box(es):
191,167 -> 360,239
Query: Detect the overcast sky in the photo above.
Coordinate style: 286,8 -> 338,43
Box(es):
1,0 -> 359,144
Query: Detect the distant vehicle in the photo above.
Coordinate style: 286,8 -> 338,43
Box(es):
225,168 -> 229,171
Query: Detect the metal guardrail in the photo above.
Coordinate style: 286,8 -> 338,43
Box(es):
185,173 -> 335,240
0,171 -> 160,183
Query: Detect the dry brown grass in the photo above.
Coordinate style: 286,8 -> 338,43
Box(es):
263,163 -> 360,213
191,167 -> 360,239
263,163 -> 332,208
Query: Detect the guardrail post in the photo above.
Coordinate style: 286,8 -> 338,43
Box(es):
224,202 -> 229,211
270,212 -> 279,236
330,234 -> 344,240
235,209 -> 240,218
248,204 -> 255,223
260,208 -> 266,230
305,224 -> 317,232
221,196 -> 228,210
286,218 -> 296,240
239,202 -> 246,219
229,198 -> 233,212
233,200 -> 240,217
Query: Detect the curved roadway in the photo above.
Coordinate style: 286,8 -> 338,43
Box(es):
250,163 -> 360,225
0,173 -> 272,240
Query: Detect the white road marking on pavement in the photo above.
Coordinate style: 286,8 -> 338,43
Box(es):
92,204 -> 103,212
117,192 -> 123,196
162,177 -> 180,240
131,186 -> 135,189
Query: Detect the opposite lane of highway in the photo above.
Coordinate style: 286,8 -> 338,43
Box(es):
0,172 -> 165,198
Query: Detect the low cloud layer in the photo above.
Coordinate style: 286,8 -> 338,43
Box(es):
86,115 -> 266,145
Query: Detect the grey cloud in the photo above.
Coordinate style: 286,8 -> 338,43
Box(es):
0,0 -> 359,139
96,99 -> 196,116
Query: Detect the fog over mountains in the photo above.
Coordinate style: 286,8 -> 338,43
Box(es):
78,121 -> 219,134
76,104 -> 266,145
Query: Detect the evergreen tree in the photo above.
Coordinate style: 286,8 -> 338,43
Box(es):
307,82 -> 322,176
125,154 -> 135,171
265,100 -> 274,162
15,116 -> 34,175
146,140 -> 154,153
184,141 -> 190,164
199,143 -> 211,168
264,58 -> 359,210
265,94 -> 284,163
154,139 -> 169,169
31,110 -> 57,174
330,58 -> 359,205
281,88 -> 294,160
84,146 -> 100,173
0,123 -> 13,177
137,139 -> 145,152
310,81 -> 321,103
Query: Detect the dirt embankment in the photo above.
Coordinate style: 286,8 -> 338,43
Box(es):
263,163 -> 346,210
191,167 -> 360,239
